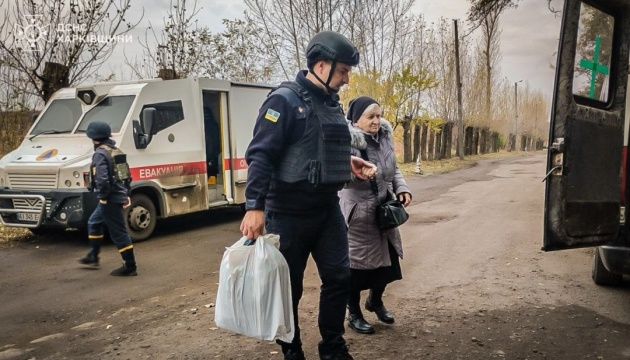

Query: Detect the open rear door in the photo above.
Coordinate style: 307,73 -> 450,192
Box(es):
544,0 -> 630,251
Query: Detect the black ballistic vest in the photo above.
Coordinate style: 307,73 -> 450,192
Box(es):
89,144 -> 132,191
272,82 -> 351,190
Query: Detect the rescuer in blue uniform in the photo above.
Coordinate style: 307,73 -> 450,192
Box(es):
240,31 -> 377,360
78,121 -> 137,277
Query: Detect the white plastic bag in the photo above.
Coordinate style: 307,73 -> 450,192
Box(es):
214,234 -> 294,342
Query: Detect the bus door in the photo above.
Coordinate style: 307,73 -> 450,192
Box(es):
543,0 -> 630,251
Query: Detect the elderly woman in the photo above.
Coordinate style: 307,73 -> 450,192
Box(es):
339,96 -> 412,334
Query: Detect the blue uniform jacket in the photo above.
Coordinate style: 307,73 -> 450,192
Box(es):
244,71 -> 344,213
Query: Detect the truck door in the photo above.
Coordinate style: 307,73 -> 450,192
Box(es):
543,0 -> 630,251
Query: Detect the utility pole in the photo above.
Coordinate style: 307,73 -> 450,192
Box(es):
514,80 -> 522,153
454,19 -> 464,160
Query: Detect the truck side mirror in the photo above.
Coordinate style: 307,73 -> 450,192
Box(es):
142,107 -> 155,139
133,107 -> 156,149
31,113 -> 39,124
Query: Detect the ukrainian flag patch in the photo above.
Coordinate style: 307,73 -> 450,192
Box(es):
265,108 -> 280,122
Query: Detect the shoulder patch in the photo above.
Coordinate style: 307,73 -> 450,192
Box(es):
265,108 -> 280,122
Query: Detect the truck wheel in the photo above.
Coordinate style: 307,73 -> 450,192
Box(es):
592,248 -> 623,286
125,193 -> 156,242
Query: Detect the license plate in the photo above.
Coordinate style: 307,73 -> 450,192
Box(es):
17,213 -> 40,222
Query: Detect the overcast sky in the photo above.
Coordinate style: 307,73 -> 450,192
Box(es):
106,0 -> 563,97
4,0 -> 565,100
415,0 -> 564,97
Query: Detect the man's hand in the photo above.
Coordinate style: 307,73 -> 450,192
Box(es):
99,199 -> 107,205
351,156 -> 377,180
240,209 -> 265,240
123,197 -> 131,209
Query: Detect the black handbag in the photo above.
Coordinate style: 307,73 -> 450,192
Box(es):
359,149 -> 409,230
376,195 -> 409,230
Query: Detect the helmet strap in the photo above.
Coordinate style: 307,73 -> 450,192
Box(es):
309,60 -> 339,94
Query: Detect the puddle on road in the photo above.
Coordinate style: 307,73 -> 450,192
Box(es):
409,210 -> 458,224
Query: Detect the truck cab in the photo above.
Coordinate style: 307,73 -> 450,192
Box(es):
0,78 -> 272,241
544,0 -> 630,285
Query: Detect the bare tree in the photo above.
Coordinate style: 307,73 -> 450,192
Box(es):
479,6 -> 502,130
0,0 -> 142,102
467,0 -> 560,29
244,0 -> 352,80
126,0 -> 211,80
0,62 -> 38,156
209,18 -> 278,83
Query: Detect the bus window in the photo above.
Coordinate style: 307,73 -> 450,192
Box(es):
572,3 -> 614,104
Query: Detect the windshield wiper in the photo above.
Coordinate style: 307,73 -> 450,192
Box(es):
29,130 -> 72,141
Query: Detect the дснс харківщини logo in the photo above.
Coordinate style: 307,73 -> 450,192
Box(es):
12,14 -> 132,52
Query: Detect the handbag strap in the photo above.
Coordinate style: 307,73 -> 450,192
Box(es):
359,149 -> 381,202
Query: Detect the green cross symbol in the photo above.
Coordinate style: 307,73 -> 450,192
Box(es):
579,36 -> 609,99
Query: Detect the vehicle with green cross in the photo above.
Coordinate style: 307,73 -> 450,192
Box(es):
543,0 -> 630,286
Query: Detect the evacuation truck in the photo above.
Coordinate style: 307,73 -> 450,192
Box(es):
0,78 -> 273,241
543,0 -> 630,285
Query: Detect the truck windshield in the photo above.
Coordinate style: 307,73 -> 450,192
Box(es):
30,98 -> 83,136
75,95 -> 136,134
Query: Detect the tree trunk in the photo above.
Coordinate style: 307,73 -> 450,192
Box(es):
158,68 -> 179,80
42,62 -> 70,103
428,127 -> 435,161
465,126 -> 473,155
486,129 -> 492,153
421,124 -> 428,161
446,123 -> 453,159
473,127 -> 479,155
403,117 -> 412,163
436,125 -> 443,160
413,124 -> 421,161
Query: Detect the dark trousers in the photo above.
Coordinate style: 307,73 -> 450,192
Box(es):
266,205 -> 350,357
88,202 -> 133,250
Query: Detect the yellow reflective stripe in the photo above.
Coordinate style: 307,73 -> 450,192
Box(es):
89,235 -> 104,239
118,245 -> 134,253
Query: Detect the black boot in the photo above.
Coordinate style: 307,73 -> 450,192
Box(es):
78,237 -> 101,266
365,297 -> 394,324
283,348 -> 306,360
278,340 -> 306,360
78,252 -> 99,266
347,313 -> 375,334
320,346 -> 354,360
111,247 -> 137,276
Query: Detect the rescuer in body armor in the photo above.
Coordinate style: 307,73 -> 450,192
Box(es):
78,121 -> 137,277
240,31 -> 376,360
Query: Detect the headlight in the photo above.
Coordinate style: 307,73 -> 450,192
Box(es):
65,180 -> 72,187
73,171 -> 80,178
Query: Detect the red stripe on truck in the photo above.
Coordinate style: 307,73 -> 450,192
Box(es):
224,158 -> 247,170
131,161 -> 207,180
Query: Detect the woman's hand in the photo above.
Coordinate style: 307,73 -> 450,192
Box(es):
397,192 -> 412,207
